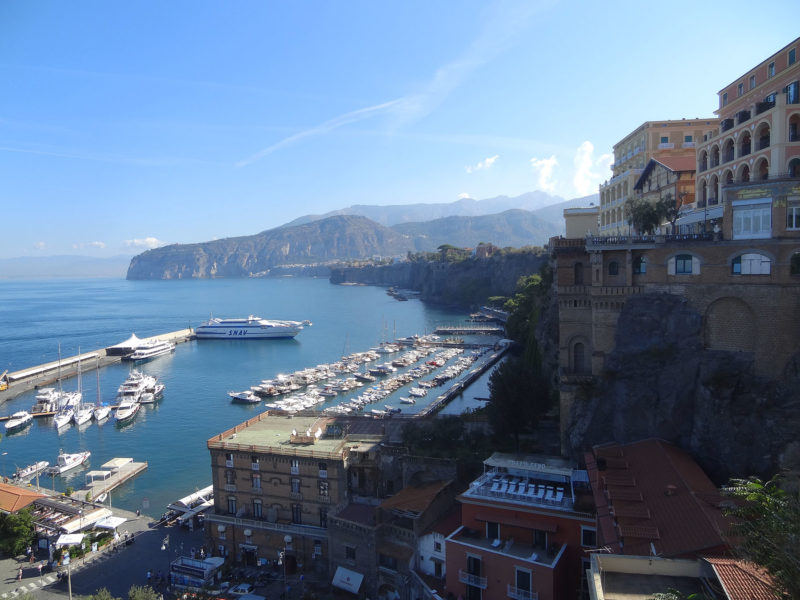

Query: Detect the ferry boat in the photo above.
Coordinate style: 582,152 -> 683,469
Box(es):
124,340 -> 175,362
195,316 -> 308,339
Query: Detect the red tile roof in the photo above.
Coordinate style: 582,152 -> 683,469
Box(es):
704,557 -> 776,600
587,439 -> 731,558
379,480 -> 450,514
0,482 -> 46,513
654,155 -> 697,173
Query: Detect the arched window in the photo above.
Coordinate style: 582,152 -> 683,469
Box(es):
573,342 -> 586,374
739,131 -> 751,156
574,262 -> 584,285
757,124 -> 771,150
700,150 -> 708,171
608,261 -> 619,276
732,253 -> 771,275
740,164 -> 750,182
701,180 -> 708,205
633,256 -> 647,274
723,139 -> 734,163
756,158 -> 769,180
676,254 -> 693,274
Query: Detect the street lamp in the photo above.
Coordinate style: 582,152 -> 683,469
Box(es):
161,534 -> 171,590
281,535 -> 292,599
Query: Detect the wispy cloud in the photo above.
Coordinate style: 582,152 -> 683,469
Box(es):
72,241 -> 106,250
237,2 -> 545,167
33,241 -> 46,250
573,141 -> 612,196
458,192 -> 473,199
124,237 -> 164,250
465,155 -> 499,174
530,155 -> 558,192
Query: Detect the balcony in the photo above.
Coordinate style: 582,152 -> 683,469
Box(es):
290,466 -> 300,475
720,118 -> 734,132
759,136 -> 770,150
458,570 -> 487,589
319,470 -> 328,479
225,460 -> 234,468
736,110 -> 751,124
756,100 -> 775,115
657,142 -> 674,149
251,462 -> 260,471
681,141 -> 695,148
508,585 -> 538,600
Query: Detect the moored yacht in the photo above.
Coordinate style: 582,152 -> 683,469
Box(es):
13,460 -> 49,481
4,410 -> 33,433
228,390 -> 261,404
195,315 -> 307,339
114,398 -> 140,425
124,340 -> 175,362
46,450 -> 91,475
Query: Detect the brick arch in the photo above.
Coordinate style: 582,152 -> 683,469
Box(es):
704,297 -> 756,352
568,335 -> 592,374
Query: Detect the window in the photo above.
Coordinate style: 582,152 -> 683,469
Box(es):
225,452 -> 234,467
660,136 -> 668,143
676,254 -> 693,274
768,62 -> 775,77
684,135 -> 693,143
218,528 -> 226,541
750,74 -> 757,89
722,92 -> 728,106
290,459 -> 299,474
574,262 -> 583,285
291,503 -> 302,524
225,470 -> 235,485
345,545 -> 356,560
787,81 -> 799,104
434,541 -> 442,552
319,480 -> 329,497
227,496 -> 237,515
313,540 -> 322,558
318,462 -> 328,478
379,554 -> 398,571
791,253 -> 800,276
581,526 -> 597,547
533,529 -> 547,548
515,569 -> 532,595
608,261 -> 619,276
319,507 -> 328,528
732,253 -> 771,275
733,201 -> 772,239
291,478 -> 301,494
788,199 -> 800,229
253,499 -> 262,518
487,521 -> 499,540
790,48 -> 797,66
737,82 -> 744,96
252,473 -> 261,490
633,256 -> 647,274
251,456 -> 260,470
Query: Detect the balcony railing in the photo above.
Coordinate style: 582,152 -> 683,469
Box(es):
251,463 -> 260,471
756,100 -> 775,115
225,460 -> 234,468
319,470 -> 328,478
508,585 -> 538,600
759,137 -> 770,150
721,118 -> 734,132
658,142 -> 674,149
736,110 -> 751,124
290,466 -> 300,475
459,570 -> 488,589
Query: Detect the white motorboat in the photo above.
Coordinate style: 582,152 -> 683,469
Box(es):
228,390 -> 261,404
47,450 -> 91,475
5,410 -> 33,433
399,397 -> 416,405
124,340 -> 175,362
408,387 -> 427,398
195,315 -> 308,339
114,398 -> 140,425
13,460 -> 49,481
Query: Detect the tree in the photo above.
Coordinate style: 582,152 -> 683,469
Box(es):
128,586 -> 160,600
0,507 -> 35,557
656,193 -> 682,234
723,475 -> 800,599
91,589 -> 120,600
625,197 -> 662,234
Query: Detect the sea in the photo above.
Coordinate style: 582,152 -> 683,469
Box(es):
0,277 -> 496,514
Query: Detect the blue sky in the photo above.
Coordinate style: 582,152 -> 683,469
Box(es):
1,0 -> 797,258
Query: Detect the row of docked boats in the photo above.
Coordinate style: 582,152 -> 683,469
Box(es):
4,368 -> 164,434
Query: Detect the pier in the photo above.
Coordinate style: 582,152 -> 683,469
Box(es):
72,458 -> 148,502
433,325 -> 505,335
0,328 -> 194,403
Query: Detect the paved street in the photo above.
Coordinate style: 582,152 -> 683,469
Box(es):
0,509 -> 205,600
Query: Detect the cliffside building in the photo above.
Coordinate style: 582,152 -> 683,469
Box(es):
445,453 -> 596,600
632,156 -> 698,231
599,119 -> 718,236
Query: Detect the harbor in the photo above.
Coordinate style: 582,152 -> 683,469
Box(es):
75,458 -> 148,503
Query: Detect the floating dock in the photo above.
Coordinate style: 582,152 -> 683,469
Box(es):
72,457 -> 148,502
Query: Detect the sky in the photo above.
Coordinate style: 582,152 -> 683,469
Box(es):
1,0 -> 797,259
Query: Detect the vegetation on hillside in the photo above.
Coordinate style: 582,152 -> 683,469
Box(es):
723,475 -> 800,598
0,507 -> 35,557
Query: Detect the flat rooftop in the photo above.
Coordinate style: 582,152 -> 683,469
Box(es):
208,412 -> 388,458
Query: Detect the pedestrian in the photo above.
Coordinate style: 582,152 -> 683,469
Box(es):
147,570 -> 151,584
17,567 -> 23,581
136,509 -> 141,517
37,562 -> 43,578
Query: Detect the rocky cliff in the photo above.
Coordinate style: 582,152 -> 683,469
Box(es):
126,215 -> 412,279
330,250 -> 548,308
565,293 -> 800,483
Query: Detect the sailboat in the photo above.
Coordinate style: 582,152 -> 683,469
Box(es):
72,351 -> 93,426
93,357 -> 111,421
52,344 -> 75,429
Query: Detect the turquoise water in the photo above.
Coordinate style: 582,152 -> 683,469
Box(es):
0,277 -> 483,513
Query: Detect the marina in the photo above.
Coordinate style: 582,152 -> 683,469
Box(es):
0,277 -> 501,513
75,457 -> 148,502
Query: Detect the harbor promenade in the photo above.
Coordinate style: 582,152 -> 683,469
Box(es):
0,329 -> 194,405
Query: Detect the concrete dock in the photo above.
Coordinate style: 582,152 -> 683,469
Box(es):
0,329 -> 194,404
72,458 -> 148,502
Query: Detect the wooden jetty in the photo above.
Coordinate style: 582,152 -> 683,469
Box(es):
72,457 -> 148,502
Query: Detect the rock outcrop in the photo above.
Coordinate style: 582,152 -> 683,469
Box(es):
330,250 -> 548,308
566,293 -> 800,482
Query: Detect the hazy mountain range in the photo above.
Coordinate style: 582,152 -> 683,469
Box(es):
0,192 -> 597,279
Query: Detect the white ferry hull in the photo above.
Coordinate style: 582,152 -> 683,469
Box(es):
195,316 -> 305,340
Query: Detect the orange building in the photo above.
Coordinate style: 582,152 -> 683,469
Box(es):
445,453 -> 596,600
